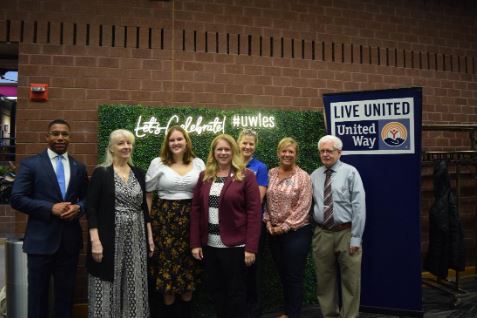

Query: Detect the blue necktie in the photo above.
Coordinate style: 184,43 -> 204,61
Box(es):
56,155 -> 66,200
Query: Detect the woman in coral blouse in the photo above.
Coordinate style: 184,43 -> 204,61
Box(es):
264,137 -> 313,318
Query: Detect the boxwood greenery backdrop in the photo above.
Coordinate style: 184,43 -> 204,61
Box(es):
98,104 -> 326,316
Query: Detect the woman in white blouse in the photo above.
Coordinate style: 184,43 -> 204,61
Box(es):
146,126 -> 205,317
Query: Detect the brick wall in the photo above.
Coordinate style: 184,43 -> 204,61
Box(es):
0,205 -> 15,236
1,0 -> 476,303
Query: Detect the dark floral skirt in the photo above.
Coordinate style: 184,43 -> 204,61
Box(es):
149,198 -> 201,294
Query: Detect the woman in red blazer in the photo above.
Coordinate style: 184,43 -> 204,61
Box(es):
190,134 -> 261,318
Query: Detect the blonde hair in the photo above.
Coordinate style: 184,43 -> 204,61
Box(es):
160,126 -> 195,165
101,129 -> 135,167
277,137 -> 299,156
237,129 -> 258,145
203,134 -> 245,182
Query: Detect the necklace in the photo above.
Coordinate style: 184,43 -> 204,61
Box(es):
114,165 -> 131,182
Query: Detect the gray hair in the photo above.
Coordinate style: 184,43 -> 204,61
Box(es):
101,129 -> 135,167
318,135 -> 343,151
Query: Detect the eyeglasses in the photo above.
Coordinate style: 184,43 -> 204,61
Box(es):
319,149 -> 337,154
48,131 -> 70,137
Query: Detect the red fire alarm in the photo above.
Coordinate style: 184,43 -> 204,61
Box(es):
29,83 -> 49,102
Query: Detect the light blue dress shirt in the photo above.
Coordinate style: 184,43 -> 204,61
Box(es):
47,148 -> 71,192
311,160 -> 366,247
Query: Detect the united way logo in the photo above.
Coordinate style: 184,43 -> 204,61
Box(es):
381,122 -> 407,147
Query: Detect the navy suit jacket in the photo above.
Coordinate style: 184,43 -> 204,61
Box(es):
11,149 -> 88,255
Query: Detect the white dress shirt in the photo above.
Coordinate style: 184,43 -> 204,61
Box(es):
47,148 -> 71,193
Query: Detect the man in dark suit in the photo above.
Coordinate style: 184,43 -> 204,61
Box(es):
11,119 -> 88,318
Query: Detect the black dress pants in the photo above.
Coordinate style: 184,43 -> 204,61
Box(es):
203,246 -> 247,318
246,223 -> 266,318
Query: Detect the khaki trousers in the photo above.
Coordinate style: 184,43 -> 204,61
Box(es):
312,226 -> 362,318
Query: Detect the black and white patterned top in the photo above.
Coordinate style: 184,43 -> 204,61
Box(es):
207,177 -> 245,248
208,177 -> 227,248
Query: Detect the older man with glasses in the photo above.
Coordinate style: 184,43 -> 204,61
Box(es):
310,135 -> 366,318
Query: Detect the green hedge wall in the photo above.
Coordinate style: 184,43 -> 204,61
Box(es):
98,105 -> 326,315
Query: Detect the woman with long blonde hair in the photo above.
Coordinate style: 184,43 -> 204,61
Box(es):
87,129 -> 154,318
190,134 -> 261,318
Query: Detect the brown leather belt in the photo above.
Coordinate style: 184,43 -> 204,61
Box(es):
317,222 -> 351,232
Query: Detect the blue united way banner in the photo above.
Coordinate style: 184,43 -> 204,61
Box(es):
330,97 -> 414,154
323,87 -> 423,316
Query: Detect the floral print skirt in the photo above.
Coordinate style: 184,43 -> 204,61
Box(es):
149,198 -> 200,294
